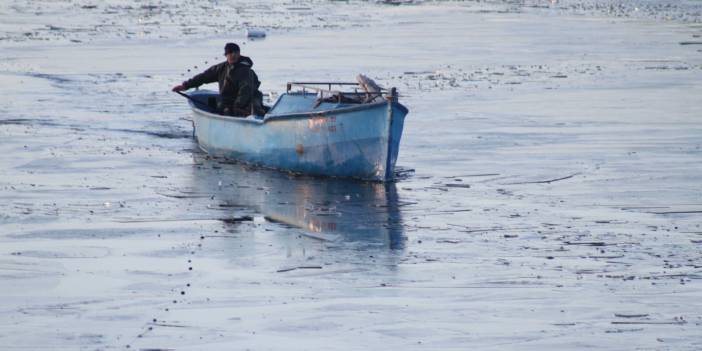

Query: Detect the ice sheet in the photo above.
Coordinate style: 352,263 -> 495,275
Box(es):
1,1 -> 701,350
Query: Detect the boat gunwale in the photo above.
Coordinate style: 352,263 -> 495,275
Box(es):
188,91 -> 408,125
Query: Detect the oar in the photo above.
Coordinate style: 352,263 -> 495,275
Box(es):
173,90 -> 198,103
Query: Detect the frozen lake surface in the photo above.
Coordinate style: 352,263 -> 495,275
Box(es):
1,1 -> 701,350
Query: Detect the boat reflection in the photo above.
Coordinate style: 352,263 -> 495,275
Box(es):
191,154 -> 406,250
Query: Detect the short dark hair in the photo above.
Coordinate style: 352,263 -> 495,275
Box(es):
224,42 -> 240,55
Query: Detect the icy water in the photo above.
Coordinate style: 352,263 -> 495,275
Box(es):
1,1 -> 702,350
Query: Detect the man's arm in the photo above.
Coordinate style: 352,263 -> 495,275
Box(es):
182,64 -> 220,89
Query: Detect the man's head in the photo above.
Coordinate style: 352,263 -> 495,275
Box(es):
224,42 -> 240,64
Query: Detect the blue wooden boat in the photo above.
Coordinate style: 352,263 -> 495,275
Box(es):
183,82 -> 409,181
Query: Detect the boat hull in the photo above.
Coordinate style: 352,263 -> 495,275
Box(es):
189,92 -> 407,181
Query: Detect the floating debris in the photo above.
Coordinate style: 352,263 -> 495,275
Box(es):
246,29 -> 267,39
276,266 -> 323,273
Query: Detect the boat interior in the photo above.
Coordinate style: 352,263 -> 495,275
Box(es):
187,81 -> 395,118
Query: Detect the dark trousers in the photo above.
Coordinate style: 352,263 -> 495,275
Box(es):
218,97 -> 266,117
217,101 -> 249,117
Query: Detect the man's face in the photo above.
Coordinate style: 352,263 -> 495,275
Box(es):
226,52 -> 240,64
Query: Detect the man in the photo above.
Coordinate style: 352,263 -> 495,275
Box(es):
172,43 -> 264,116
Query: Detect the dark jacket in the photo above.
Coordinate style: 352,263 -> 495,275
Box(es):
182,56 -> 263,112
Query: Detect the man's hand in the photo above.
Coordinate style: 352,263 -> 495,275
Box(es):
172,84 -> 186,92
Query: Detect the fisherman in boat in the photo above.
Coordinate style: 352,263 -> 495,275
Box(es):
172,43 -> 265,116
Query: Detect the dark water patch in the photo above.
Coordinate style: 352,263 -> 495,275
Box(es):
10,227 -> 168,239
103,127 -> 191,139
23,72 -> 75,85
615,313 -> 650,318
112,217 -> 243,223
611,319 -> 686,325
156,192 -> 210,199
262,216 -> 298,229
220,215 -> 253,224
563,241 -> 608,246
605,328 -> 644,334
651,210 -> 702,215
504,172 -> 581,185
393,167 -> 415,181
0,116 -> 190,140
444,183 -> 471,188
13,249 -> 110,259
0,118 -> 61,127
212,202 -> 247,209
276,265 -> 323,273
126,269 -> 190,278
85,72 -> 126,84
17,299 -> 110,316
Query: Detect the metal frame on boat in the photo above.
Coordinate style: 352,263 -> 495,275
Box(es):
284,81 -> 397,104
